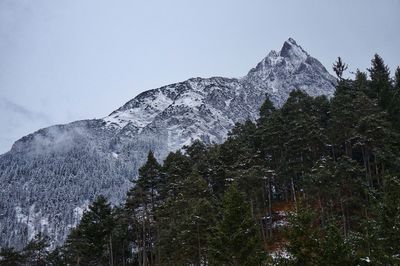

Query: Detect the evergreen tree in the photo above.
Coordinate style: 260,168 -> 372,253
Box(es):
136,150 -> 163,209
285,203 -> 321,265
159,171 -> 214,265
0,247 -> 25,266
303,157 -> 337,227
209,183 -> 264,265
258,94 -> 276,125
124,150 -> 163,266
319,222 -> 354,265
329,80 -> 359,158
109,206 -> 134,266
23,232 -> 50,266
333,57 -> 348,80
46,246 -> 68,266
334,156 -> 365,236
161,151 -> 193,200
367,54 -> 392,108
200,145 -> 229,198
64,195 -> 114,265
281,90 -> 326,201
354,69 -> 368,93
388,67 -> 400,128
184,139 -> 208,163
371,175 -> 400,264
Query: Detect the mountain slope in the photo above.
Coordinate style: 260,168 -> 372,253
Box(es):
0,38 -> 336,248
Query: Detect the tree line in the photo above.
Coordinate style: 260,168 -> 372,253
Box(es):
1,54 -> 400,265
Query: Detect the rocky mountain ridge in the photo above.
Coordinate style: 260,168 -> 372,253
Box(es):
0,38 -> 336,248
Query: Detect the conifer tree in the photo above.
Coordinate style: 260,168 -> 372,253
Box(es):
388,67 -> 400,128
209,183 -> 264,265
371,175 -> 400,264
0,247 -> 25,265
46,246 -> 68,266
286,204 -> 320,265
329,80 -> 359,158
160,171 -> 214,265
64,195 -> 114,265
319,221 -> 354,265
23,232 -> 50,266
368,54 -> 392,108
281,90 -> 325,201
333,57 -> 348,80
303,157 -> 337,226
258,94 -> 276,126
161,150 -> 193,200
125,150 -> 163,266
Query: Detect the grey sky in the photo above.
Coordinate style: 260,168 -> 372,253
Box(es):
0,0 -> 399,154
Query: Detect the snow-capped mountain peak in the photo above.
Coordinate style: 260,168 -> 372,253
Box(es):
280,37 -> 309,60
0,39 -> 337,249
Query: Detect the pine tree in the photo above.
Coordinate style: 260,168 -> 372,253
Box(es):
329,80 -> 359,158
371,175 -> 400,264
46,246 -> 68,266
160,151 -> 193,200
388,67 -> 400,128
281,90 -> 325,201
285,203 -> 321,265
258,94 -> 276,126
136,150 -> 163,210
0,247 -> 25,265
23,232 -> 50,266
163,171 -> 214,265
333,57 -> 348,80
319,221 -> 354,265
109,206 -> 134,266
354,69 -> 368,92
303,157 -> 337,227
124,150 -> 163,266
184,139 -> 207,163
64,195 -> 114,265
200,145 -> 229,198
367,54 -> 392,108
209,183 -> 264,265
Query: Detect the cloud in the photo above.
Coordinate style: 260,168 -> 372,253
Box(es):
1,99 -> 51,122
0,98 -> 53,154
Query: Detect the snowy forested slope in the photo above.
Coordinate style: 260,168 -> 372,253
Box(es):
0,38 -> 336,248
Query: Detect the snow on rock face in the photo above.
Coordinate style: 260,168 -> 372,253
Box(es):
104,88 -> 175,131
0,38 -> 336,249
244,38 -> 335,107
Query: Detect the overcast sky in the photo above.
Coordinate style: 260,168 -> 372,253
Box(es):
0,0 -> 399,154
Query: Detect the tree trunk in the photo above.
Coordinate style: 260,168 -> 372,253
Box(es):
318,192 -> 324,228
268,178 -> 273,238
197,223 -> 202,266
250,199 -> 254,218
109,234 -> 114,266
340,198 -> 347,237
122,241 -> 126,266
260,179 -> 268,244
143,207 -> 147,266
291,177 -> 297,204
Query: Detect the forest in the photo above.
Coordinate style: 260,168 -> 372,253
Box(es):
1,54 -> 400,265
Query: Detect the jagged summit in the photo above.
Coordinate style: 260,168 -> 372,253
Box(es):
105,38 -> 335,135
0,39 -> 337,249
280,37 -> 309,58
245,38 -> 335,106
248,38 -> 309,74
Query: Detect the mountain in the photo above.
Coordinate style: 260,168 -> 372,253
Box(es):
0,38 -> 336,249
